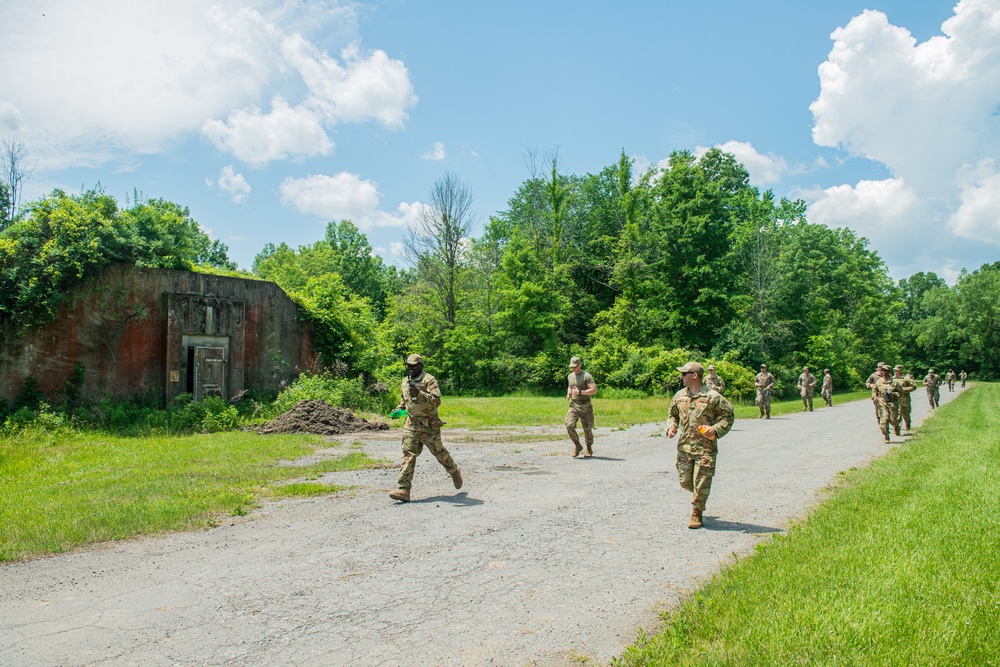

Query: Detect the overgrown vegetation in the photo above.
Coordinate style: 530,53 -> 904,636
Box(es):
614,384 -> 1000,667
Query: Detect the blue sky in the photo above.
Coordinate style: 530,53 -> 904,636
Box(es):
3,1 -> 999,281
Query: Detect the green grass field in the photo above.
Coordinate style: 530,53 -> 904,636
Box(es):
614,383 -> 1000,667
438,391 -> 871,429
0,430 -> 383,563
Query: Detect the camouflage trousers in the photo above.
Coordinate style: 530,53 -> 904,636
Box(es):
801,389 -> 814,411
677,450 -> 716,511
899,400 -> 912,430
565,402 -> 595,447
927,389 -> 940,408
397,428 -> 458,490
755,390 -> 772,416
877,400 -> 900,438
821,388 -> 832,406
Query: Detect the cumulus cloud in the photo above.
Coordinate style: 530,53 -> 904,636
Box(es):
949,159 -> 1000,242
0,0 -> 416,169
279,172 -> 428,230
421,142 -> 446,161
208,166 -> 252,203
696,140 -> 789,185
796,178 -> 922,240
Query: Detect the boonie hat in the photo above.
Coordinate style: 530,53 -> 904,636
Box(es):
676,361 -> 704,374
569,356 -> 582,368
405,353 -> 424,365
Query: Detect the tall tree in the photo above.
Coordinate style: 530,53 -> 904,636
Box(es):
1,137 -> 32,226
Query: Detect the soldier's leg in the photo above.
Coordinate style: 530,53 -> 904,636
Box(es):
891,402 -> 901,435
756,392 -> 764,418
878,405 -> 891,442
763,394 -> 771,418
565,406 -> 583,456
691,452 -> 716,512
808,393 -> 814,411
902,403 -> 911,431
676,451 -> 695,492
927,392 -> 934,409
424,430 -> 459,475
580,403 -> 595,455
397,431 -> 424,490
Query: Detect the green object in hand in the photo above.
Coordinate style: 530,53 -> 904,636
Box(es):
389,409 -> 407,419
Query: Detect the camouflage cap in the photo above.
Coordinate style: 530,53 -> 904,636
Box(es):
677,361 -> 704,374
894,364 -> 904,370
877,361 -> 887,368
929,368 -> 935,373
802,365 -> 809,371
569,356 -> 582,368
405,353 -> 424,365
707,364 -> 715,370
824,368 -> 830,373
760,363 -> 767,369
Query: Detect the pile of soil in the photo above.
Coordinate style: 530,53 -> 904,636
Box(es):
258,400 -> 390,436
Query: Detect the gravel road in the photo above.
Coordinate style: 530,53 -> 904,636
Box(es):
0,386 -> 964,666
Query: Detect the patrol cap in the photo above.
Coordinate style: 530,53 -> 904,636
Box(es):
877,361 -> 887,368
569,356 -> 582,368
760,363 -> 767,369
405,353 -> 424,365
677,361 -> 704,374
929,368 -> 935,373
894,364 -> 904,370
802,365 -> 809,371
707,364 -> 715,370
824,368 -> 830,373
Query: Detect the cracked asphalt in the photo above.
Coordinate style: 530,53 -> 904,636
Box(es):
0,385 -> 964,666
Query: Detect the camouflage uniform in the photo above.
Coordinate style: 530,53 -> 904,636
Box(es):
754,368 -> 775,418
960,370 -> 968,388
873,373 -> 903,442
566,367 -> 596,456
866,367 -> 883,420
945,370 -> 956,392
821,370 -> 833,406
706,368 -> 726,394
898,371 -> 917,431
797,369 -> 817,411
394,371 -> 459,491
667,386 -> 735,513
923,371 -> 941,408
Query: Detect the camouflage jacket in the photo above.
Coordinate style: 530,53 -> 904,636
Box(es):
667,387 -> 735,455
395,372 -> 443,432
898,374 -> 917,405
945,371 -> 957,383
754,372 -> 775,393
797,372 -> 817,395
923,373 -> 941,391
706,374 -> 726,394
822,374 -> 833,392
873,375 -> 904,406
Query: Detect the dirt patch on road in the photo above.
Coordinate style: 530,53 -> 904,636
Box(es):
258,400 -> 390,436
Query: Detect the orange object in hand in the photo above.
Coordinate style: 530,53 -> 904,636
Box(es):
698,425 -> 716,439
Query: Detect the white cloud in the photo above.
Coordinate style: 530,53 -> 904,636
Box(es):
797,178 -> 922,241
421,142 -> 446,161
0,0 -> 416,169
696,140 -> 789,185
279,172 -> 428,230
209,165 -> 252,203
202,96 -> 333,166
390,242 -> 405,257
949,159 -> 1000,242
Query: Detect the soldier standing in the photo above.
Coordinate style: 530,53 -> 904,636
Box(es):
945,369 -> 957,392
896,365 -> 917,432
797,366 -> 817,412
960,370 -> 968,388
705,364 -> 726,394
754,364 -> 775,419
666,362 -> 735,529
821,369 -> 833,407
566,356 -> 597,457
923,368 -> 941,409
389,354 -> 463,502
873,363 -> 903,443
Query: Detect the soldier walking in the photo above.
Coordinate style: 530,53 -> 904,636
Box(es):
389,354 -> 463,502
896,365 -> 917,432
923,368 -> 941,408
945,369 -> 956,392
797,366 -> 817,412
666,362 -> 734,529
866,363 -> 885,420
705,364 -> 726,394
566,356 -> 597,457
873,363 -> 903,443
960,370 -> 968,388
821,369 -> 833,407
754,364 -> 775,419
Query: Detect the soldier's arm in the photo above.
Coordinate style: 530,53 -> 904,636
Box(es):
420,376 -> 442,409
666,397 -> 680,437
710,396 -> 736,439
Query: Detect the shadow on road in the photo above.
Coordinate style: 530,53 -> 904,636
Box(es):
703,517 -> 783,534
410,492 -> 485,506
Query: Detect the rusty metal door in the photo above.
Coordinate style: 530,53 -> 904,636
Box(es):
194,346 -> 226,400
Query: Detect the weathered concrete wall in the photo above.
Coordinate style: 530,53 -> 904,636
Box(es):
0,264 -> 314,406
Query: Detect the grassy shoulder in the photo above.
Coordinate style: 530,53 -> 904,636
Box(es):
0,429 -> 384,563
438,390 -> 872,429
614,383 -> 1000,667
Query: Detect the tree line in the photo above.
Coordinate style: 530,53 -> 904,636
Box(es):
2,149 -> 997,402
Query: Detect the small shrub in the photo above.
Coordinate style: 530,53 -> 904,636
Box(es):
13,376 -> 44,411
272,372 -> 395,415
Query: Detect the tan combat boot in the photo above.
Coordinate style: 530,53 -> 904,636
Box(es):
584,443 -> 593,458
451,468 -> 463,490
571,441 -> 583,457
688,508 -> 703,529
389,489 -> 410,502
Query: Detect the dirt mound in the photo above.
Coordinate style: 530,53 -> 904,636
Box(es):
258,400 -> 390,436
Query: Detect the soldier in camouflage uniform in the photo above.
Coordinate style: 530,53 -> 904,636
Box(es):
923,369 -> 941,409
821,369 -> 833,407
866,363 -> 885,420
754,364 -> 775,419
705,364 -> 726,394
873,363 -> 903,443
667,362 -> 735,529
797,366 -> 817,412
945,369 -> 956,392
960,370 -> 968,388
389,354 -> 463,502
566,356 -> 597,457
895,365 -> 917,432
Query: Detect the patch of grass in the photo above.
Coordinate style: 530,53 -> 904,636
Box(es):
269,482 -> 345,498
0,431 -> 382,562
614,383 -> 1000,667
439,391 -> 870,429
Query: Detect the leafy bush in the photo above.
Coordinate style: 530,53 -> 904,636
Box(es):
271,372 -> 395,416
167,394 -> 239,433
1,404 -> 72,442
